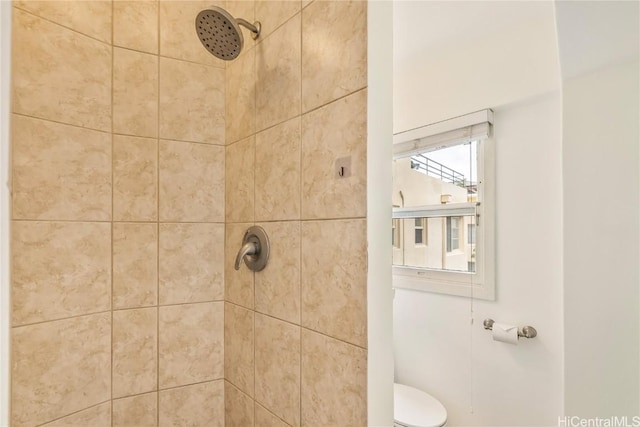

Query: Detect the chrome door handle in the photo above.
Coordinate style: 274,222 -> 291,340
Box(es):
234,226 -> 270,272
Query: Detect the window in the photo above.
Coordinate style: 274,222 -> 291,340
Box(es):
446,217 -> 461,252
414,218 -> 427,245
467,224 -> 476,245
392,110 -> 495,300
392,219 -> 401,249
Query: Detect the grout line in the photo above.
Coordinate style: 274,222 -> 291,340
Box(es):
301,85 -> 368,117
11,112 -> 111,135
224,300 -> 367,351
298,7 -> 304,423
33,399 -> 112,427
157,378 -> 224,393
109,2 -> 114,424
11,310 -> 112,330
111,389 -> 157,403
229,216 -> 367,224
255,401 -> 294,427
157,137 -> 226,148
10,219 -> 228,225
156,300 -> 226,308
242,83 -> 368,144
13,6 -> 111,46
253,5 -> 300,48
156,2 -> 161,425
159,53 -> 226,71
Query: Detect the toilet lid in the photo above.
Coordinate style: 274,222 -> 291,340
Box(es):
394,383 -> 447,427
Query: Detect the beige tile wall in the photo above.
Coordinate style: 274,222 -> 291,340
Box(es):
10,1 -> 226,425
224,1 -> 368,426
11,0 -> 368,425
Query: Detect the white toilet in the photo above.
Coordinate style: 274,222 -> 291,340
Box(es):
394,383 -> 448,427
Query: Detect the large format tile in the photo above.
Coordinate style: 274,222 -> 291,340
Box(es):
159,302 -> 224,388
113,393 -> 158,427
114,48 -> 159,138
12,10 -> 111,131
114,0 -> 159,53
159,140 -> 225,222
226,0 -> 256,55
14,0 -> 111,43
301,0 -> 367,112
225,381 -> 254,427
224,303 -> 254,397
42,402 -> 111,427
159,381 -> 224,427
159,0 -> 225,67
256,14 -> 301,131
226,45 -> 255,144
12,313 -> 111,427
113,135 -> 158,221
12,221 -> 111,326
160,57 -> 225,144
255,314 -> 300,426
225,223 -> 255,309
255,0 -> 301,40
113,223 -> 158,309
255,222 -> 300,324
113,308 -> 158,398
301,220 -> 367,347
255,404 -> 289,427
159,223 -> 224,304
12,115 -> 111,221
226,137 -> 255,223
301,329 -> 366,427
301,89 -> 367,219
255,117 -> 301,221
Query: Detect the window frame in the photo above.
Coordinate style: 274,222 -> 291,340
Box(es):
392,110 -> 495,300
392,218 -> 401,249
446,216 -> 461,252
467,223 -> 476,245
414,218 -> 427,246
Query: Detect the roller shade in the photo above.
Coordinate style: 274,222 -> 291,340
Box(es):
393,109 -> 493,159
392,202 -> 478,219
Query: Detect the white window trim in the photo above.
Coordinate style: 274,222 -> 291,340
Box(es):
392,110 -> 495,300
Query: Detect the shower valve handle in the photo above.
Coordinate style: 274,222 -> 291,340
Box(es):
234,241 -> 258,270
234,226 -> 270,272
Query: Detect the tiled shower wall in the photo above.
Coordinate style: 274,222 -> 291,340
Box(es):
10,1 -> 227,425
223,1 -> 368,426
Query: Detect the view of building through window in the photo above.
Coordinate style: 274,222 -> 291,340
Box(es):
392,141 -> 478,273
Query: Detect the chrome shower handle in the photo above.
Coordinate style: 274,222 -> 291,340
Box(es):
234,241 -> 258,270
234,226 -> 270,272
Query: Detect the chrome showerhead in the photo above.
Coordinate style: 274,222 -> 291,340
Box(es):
195,6 -> 261,61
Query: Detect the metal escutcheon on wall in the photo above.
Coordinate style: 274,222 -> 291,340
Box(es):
234,226 -> 270,272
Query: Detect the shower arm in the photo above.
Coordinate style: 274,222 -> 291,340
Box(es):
236,18 -> 261,39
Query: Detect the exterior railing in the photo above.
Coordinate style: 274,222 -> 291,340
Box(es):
410,154 -> 466,187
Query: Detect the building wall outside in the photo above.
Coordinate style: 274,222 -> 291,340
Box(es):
393,158 -> 473,272
223,1 -> 369,425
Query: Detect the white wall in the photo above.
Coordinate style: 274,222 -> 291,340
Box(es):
0,2 -> 11,426
393,1 -> 564,425
0,2 -> 10,425
556,1 -> 639,415
562,56 -> 639,419
367,1 -> 394,425
394,1 -> 560,134
394,95 -> 564,425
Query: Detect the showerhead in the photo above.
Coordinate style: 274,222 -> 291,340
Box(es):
195,6 -> 261,61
